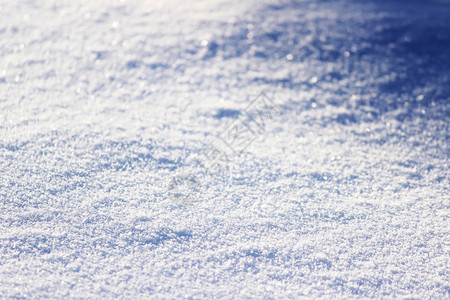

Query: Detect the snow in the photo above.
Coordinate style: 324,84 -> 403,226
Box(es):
1,0 -> 449,298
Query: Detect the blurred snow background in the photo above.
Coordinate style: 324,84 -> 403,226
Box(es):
0,0 -> 449,298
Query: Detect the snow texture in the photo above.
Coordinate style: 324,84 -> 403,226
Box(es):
1,0 -> 449,298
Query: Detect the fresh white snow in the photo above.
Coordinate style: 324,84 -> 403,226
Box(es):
0,0 -> 449,298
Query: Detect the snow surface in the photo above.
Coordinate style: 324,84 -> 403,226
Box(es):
1,0 -> 449,298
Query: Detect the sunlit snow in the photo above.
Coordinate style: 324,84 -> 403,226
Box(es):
0,0 -> 449,298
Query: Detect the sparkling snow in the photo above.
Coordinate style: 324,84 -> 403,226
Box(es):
0,0 -> 449,298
